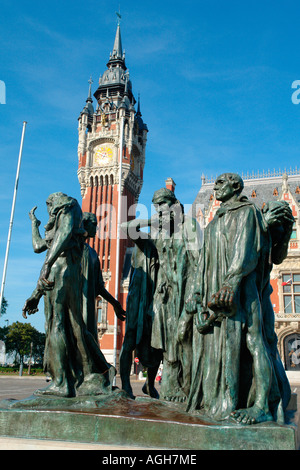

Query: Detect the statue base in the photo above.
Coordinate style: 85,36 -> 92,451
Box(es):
0,389 -> 298,450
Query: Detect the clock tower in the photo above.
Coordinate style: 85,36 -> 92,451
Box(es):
77,21 -> 148,364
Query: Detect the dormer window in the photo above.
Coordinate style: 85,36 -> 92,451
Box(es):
291,222 -> 297,240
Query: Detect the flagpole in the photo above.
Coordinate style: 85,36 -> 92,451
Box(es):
113,114 -> 124,382
112,8 -> 124,380
0,121 -> 27,313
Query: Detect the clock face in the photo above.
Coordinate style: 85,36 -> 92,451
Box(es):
94,146 -> 113,165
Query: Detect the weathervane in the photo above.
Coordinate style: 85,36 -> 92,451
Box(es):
116,8 -> 121,26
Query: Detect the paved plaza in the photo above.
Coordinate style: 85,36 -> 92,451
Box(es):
0,374 -> 149,400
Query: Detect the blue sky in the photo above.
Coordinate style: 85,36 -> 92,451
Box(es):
1,0 -> 300,332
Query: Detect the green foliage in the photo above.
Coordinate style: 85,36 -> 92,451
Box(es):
0,366 -> 44,375
0,325 -> 9,342
3,322 -> 45,365
0,297 -> 8,317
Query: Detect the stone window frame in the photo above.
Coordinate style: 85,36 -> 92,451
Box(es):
96,296 -> 108,328
281,273 -> 300,315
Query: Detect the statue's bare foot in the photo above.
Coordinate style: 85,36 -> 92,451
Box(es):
142,381 -> 159,399
34,382 -> 71,398
162,389 -> 186,403
231,405 -> 273,425
76,372 -> 112,396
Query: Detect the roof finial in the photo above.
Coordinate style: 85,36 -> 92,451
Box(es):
282,171 -> 289,192
137,93 -> 142,116
80,76 -> 94,116
87,76 -> 93,101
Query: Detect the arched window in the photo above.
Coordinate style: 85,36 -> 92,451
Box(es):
284,333 -> 300,371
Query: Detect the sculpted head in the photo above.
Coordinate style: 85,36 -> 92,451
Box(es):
152,188 -> 178,210
46,192 -> 67,215
83,212 -> 98,238
214,173 -> 244,202
44,192 -> 80,232
152,188 -> 184,233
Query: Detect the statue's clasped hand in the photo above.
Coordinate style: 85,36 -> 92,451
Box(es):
37,277 -> 54,292
37,263 -> 54,292
157,282 -> 166,294
185,293 -> 201,314
208,284 -> 235,315
262,201 -> 294,228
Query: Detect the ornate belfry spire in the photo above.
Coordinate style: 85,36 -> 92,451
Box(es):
106,11 -> 126,70
112,24 -> 122,59
77,16 -> 148,362
93,20 -> 135,113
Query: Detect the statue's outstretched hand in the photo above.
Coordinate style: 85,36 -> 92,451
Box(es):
22,291 -> 41,319
114,302 -> 126,321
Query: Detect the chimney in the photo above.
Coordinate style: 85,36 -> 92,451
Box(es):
165,177 -> 176,193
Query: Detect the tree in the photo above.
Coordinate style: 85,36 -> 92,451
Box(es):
0,297 -> 8,317
5,322 -> 45,374
0,325 -> 9,342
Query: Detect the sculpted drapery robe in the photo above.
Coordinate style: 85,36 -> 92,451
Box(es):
125,240 -> 161,368
151,215 -> 200,363
43,195 -> 112,394
81,243 -> 105,341
187,197 -> 290,420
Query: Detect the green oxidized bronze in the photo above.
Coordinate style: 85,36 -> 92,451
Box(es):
186,173 -> 294,425
22,193 -> 121,398
121,188 -> 201,402
119,221 -> 162,400
81,211 -> 125,341
19,177 -> 295,432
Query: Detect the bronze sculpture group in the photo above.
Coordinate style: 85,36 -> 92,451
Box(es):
22,173 -> 294,426
22,193 -> 125,397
